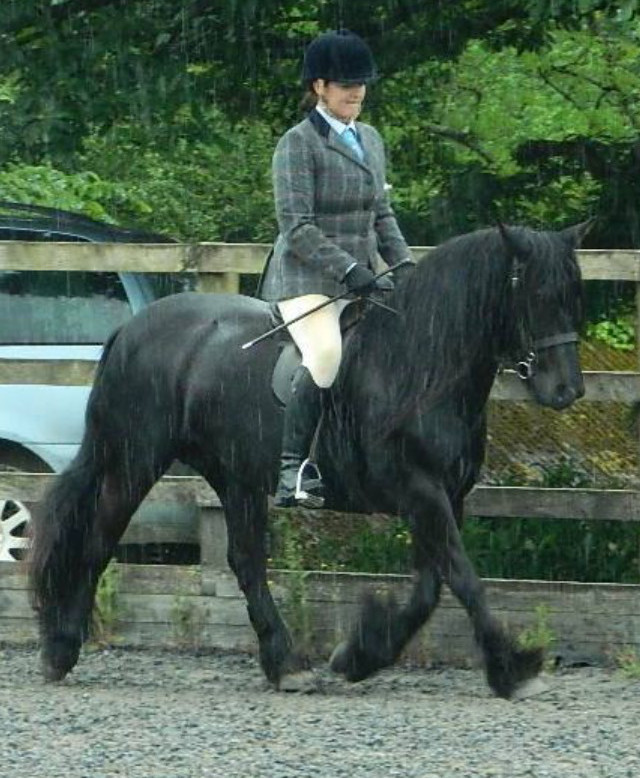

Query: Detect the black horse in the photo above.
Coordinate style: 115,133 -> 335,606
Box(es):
30,222 -> 587,698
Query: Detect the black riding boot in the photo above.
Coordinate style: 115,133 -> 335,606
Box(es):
274,365 -> 325,509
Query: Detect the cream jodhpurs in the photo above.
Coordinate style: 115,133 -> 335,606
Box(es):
278,295 -> 350,388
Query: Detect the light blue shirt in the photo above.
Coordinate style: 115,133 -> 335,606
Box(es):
316,104 -> 364,161
315,104 -> 357,138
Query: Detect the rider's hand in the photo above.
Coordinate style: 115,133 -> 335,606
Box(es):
342,263 -> 377,293
375,273 -> 394,291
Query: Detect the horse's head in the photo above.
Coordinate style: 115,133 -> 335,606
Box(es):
500,221 -> 591,410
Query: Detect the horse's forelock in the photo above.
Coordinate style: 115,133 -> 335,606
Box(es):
519,228 -> 584,323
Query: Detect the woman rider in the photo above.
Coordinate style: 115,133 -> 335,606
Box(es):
260,29 -> 413,508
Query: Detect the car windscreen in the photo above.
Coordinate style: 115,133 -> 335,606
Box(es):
0,270 -> 132,345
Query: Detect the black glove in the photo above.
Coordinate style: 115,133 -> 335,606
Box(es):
342,263 -> 377,293
375,273 -> 394,291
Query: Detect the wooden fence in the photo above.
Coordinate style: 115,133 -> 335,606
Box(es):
0,241 -> 640,665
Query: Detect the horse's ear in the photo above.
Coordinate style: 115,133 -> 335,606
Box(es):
497,222 -> 531,260
560,217 -> 596,248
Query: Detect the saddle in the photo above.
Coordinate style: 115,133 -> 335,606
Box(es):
269,299 -> 367,406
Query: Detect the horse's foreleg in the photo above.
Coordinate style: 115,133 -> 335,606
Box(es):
222,484 -> 304,687
407,478 -> 542,698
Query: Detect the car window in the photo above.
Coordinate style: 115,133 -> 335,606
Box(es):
0,270 -> 132,345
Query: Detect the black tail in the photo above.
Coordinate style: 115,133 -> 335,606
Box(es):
29,426 -> 103,612
29,327 -> 121,611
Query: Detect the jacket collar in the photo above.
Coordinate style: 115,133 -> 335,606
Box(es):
308,107 -> 331,138
307,108 -> 370,171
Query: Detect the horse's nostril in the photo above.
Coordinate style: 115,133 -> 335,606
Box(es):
552,384 -> 571,407
555,383 -> 583,408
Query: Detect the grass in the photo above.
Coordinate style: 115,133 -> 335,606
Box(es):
90,561 -> 121,645
614,646 -> 640,679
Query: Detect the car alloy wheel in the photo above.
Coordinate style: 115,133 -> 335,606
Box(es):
0,499 -> 31,562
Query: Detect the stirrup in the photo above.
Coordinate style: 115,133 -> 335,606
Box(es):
295,458 -> 325,509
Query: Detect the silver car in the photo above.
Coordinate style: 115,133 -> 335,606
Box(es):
0,202 -> 193,561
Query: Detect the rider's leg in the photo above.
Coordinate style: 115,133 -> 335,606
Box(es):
274,295 -> 347,508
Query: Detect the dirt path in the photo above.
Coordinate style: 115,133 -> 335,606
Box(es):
0,646 -> 638,778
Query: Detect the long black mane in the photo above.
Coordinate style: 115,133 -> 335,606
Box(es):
349,226 -> 582,407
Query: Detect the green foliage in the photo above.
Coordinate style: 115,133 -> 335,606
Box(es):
270,511 -> 311,647
78,111 -> 277,241
527,0 -> 639,22
518,604 -> 555,652
0,162 -> 141,221
462,515 -> 640,583
586,313 -> 636,351
269,511 -> 411,575
0,109 -> 278,242
538,454 -> 593,488
91,561 -> 120,645
3,2 -> 640,247
615,646 -> 640,677
170,596 -> 207,650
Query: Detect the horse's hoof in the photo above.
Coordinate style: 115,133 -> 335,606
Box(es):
512,676 -> 549,700
277,670 -> 318,693
39,636 -> 80,682
41,658 -> 70,683
329,641 -> 350,675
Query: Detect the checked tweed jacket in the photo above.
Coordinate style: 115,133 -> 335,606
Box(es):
259,108 -> 410,302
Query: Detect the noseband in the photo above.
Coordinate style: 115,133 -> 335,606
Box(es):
508,256 -> 578,381
514,331 -> 579,380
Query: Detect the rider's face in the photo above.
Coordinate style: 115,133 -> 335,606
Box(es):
313,79 -> 366,123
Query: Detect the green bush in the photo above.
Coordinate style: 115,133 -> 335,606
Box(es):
0,163 -> 136,221
586,313 -> 635,351
0,107 -> 278,244
78,110 -> 277,242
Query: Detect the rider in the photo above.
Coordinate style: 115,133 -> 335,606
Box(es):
260,29 -> 413,508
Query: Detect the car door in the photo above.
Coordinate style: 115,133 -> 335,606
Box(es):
0,267 -> 152,472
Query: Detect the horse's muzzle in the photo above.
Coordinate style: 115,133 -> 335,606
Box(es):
547,380 -> 585,410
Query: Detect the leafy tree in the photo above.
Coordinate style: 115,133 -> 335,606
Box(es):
3,0 -> 640,250
1,0 -> 628,162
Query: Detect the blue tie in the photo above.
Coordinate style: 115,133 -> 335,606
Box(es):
341,127 -> 364,161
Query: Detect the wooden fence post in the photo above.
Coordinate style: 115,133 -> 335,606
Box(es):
199,504 -> 229,595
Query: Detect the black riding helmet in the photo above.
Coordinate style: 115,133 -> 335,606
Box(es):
302,29 -> 377,85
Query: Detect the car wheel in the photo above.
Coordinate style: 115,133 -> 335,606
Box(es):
0,498 -> 31,562
0,444 -> 51,562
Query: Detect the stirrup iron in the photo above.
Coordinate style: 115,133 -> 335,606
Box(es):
295,458 -> 325,509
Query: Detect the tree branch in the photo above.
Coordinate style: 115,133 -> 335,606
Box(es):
537,68 -> 582,107
425,124 -> 496,168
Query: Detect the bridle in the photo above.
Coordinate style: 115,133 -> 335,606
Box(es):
507,256 -> 579,381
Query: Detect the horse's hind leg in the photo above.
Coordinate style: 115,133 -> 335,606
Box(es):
220,480 -> 304,687
35,465 -> 158,681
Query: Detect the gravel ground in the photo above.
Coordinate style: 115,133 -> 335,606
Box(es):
0,646 -> 638,778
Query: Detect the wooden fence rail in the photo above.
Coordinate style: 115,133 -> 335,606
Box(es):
4,472 -> 640,521
2,241 -> 640,280
1,360 -> 638,402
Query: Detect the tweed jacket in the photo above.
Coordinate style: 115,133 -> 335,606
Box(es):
259,108 -> 410,301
